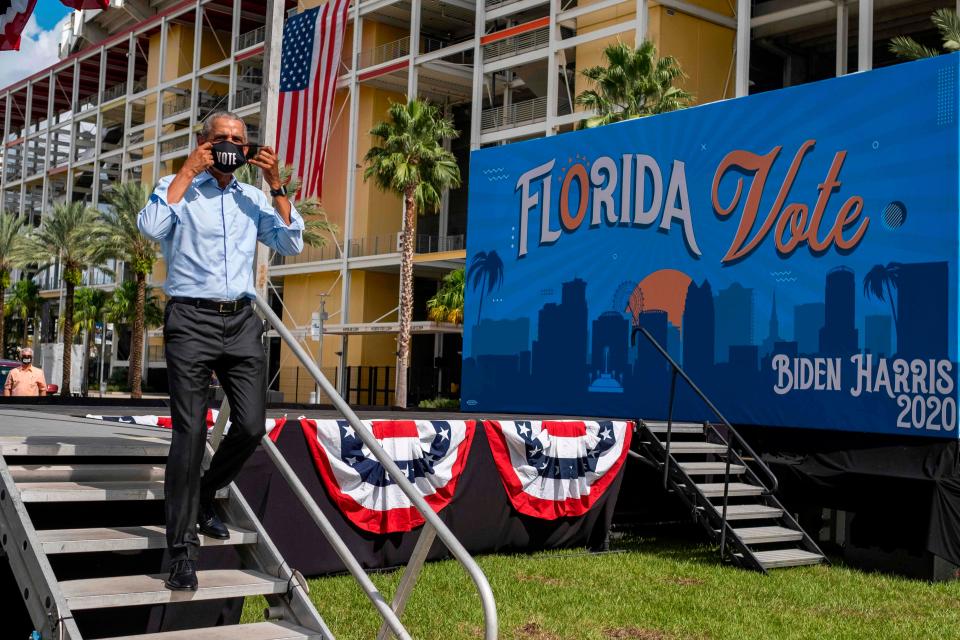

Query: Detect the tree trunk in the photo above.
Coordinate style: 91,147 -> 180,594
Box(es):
0,281 -> 6,358
81,325 -> 91,396
62,281 -> 75,397
395,186 -> 417,409
22,311 -> 29,347
130,273 -> 147,399
98,314 -> 107,396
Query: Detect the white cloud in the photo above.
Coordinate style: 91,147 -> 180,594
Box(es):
0,14 -> 69,91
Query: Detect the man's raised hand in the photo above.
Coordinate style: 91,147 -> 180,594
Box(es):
248,146 -> 283,191
182,141 -> 214,178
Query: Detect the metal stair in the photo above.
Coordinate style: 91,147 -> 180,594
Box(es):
0,438 -> 330,640
636,417 -> 827,573
629,327 -> 827,574
1,290 -> 498,639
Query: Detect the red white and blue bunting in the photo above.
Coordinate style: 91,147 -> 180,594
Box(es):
301,419 -> 476,534
85,410 -> 286,437
484,420 -> 633,520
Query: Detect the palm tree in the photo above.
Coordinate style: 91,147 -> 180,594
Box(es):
468,251 -> 504,325
73,287 -> 109,396
106,280 -> 163,390
890,9 -> 960,60
863,263 -> 902,333
0,211 -> 30,355
576,40 -> 692,129
6,278 -> 40,347
22,202 -> 109,396
427,268 -> 465,324
363,99 -> 461,408
235,162 -> 337,248
101,182 -> 156,399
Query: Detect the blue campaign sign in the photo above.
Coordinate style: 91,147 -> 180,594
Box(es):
462,54 -> 960,439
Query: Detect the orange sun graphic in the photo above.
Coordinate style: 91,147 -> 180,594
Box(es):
632,269 -> 693,329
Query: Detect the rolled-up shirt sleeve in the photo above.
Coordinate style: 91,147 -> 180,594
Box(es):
256,192 -> 304,256
138,176 -> 184,242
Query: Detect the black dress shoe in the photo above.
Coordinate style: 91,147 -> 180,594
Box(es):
198,501 -> 230,540
165,559 -> 198,591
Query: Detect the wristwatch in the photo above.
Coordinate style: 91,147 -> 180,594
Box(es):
270,185 -> 288,198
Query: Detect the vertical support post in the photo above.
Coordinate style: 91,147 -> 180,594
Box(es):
470,2 -> 486,150
42,72 -> 54,212
735,0 -> 750,97
546,0 -> 559,136
91,48 -> 107,207
153,18 -> 168,186
1,91 -> 9,213
407,0 -> 421,99
858,0 -> 873,72
189,0 -> 203,150
339,2 -> 362,395
635,0 -> 648,47
255,0 -> 284,300
662,367 -> 677,490
229,0 -> 242,111
836,1 -> 848,77
375,523 -> 437,640
122,33 -> 135,183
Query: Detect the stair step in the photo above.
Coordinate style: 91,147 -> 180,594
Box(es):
712,504 -> 783,520
9,464 -> 165,483
679,462 -> 745,475
18,481 -> 228,503
37,525 -> 257,554
643,421 -> 704,434
0,437 -> 169,457
662,442 -> 728,454
61,570 -> 287,610
696,482 -> 764,497
750,548 -> 825,569
100,621 -> 323,640
734,525 -> 804,544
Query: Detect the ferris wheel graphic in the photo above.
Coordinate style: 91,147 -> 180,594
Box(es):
611,281 -> 644,326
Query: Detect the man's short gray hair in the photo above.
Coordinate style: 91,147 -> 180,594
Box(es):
201,110 -> 247,138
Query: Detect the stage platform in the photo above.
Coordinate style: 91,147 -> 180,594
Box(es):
0,409 -> 173,456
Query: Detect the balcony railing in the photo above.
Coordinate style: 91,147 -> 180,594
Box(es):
160,136 -> 189,154
236,25 -> 266,51
348,234 -> 400,258
358,36 -> 410,69
483,26 -> 549,62
415,234 -> 465,254
481,96 -> 573,132
274,241 -> 342,266
234,87 -> 262,109
162,94 -> 192,119
102,82 -> 127,103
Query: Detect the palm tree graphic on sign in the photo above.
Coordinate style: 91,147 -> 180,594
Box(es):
863,262 -> 902,333
469,250 -> 504,324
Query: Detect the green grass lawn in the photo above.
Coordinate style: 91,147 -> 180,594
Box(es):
241,533 -> 960,640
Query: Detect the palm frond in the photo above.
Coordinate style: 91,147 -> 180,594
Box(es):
889,35 -> 940,60
933,8 -> 960,51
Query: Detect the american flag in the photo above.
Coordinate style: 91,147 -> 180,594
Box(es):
278,0 -> 349,200
0,0 -> 38,51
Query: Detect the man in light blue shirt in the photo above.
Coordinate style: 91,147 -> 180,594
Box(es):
138,110 -> 303,591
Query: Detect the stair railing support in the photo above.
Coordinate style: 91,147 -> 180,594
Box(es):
663,367 -> 678,490
719,439 -> 733,559
251,292 -> 498,640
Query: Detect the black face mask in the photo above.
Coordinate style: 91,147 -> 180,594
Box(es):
211,141 -> 258,174
20,357 -> 31,365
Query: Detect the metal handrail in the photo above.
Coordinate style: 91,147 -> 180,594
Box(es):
238,292 -> 497,639
631,325 -> 779,559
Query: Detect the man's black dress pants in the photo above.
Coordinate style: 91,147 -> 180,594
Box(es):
163,301 -> 266,562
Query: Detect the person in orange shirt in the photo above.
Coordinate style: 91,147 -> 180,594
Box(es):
3,348 -> 47,397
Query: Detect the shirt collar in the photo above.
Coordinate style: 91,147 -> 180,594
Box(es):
196,170 -> 242,192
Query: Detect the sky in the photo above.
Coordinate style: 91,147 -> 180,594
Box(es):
0,0 -> 73,90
